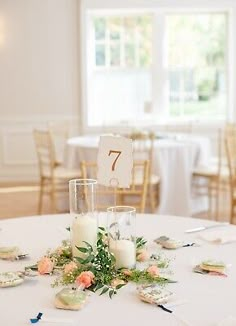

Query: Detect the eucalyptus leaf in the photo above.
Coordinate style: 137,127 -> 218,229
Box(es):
95,283 -> 104,291
109,289 -> 114,299
116,283 -> 126,290
76,247 -> 88,253
82,255 -> 94,264
75,257 -> 85,264
83,241 -> 93,251
100,287 -> 109,296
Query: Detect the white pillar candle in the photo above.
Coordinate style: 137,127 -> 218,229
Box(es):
110,239 -> 136,269
71,215 -> 97,258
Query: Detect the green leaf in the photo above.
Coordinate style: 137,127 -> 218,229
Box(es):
75,257 -> 85,264
82,255 -> 94,264
116,283 -> 126,290
109,289 -> 114,299
94,283 -> 104,291
83,241 -> 93,250
76,246 -> 88,253
66,227 -> 70,232
100,287 -> 109,296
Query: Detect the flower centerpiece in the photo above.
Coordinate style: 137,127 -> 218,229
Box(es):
29,227 -> 173,299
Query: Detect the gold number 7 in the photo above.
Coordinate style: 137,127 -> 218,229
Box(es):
108,150 -> 122,171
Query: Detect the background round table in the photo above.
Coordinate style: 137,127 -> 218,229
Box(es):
67,135 -> 210,216
0,214 -> 235,326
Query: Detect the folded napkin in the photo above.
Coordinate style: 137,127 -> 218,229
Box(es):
199,230 -> 236,244
217,316 -> 236,326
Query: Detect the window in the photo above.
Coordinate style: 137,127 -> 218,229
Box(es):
167,14 -> 227,119
87,14 -> 152,127
93,16 -> 152,68
84,7 -> 230,128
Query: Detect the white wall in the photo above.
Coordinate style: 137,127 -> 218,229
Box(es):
0,0 -> 80,182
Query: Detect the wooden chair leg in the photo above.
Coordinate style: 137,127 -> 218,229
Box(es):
230,202 -> 235,224
149,185 -> 156,213
208,180 -> 213,219
140,183 -> 148,214
215,179 -> 220,221
38,179 -> 44,215
50,182 -> 57,214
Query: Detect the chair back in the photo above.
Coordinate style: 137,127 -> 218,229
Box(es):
80,160 -> 149,213
48,121 -> 69,166
224,125 -> 236,188
128,131 -> 154,178
33,130 -> 56,179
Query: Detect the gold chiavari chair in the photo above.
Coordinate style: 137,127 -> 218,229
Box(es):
224,124 -> 236,224
80,160 -> 149,213
128,131 -> 160,213
192,128 -> 229,219
48,121 -> 69,167
34,129 -> 81,214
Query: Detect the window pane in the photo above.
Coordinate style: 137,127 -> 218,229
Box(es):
110,43 -> 120,66
137,16 -> 152,67
108,17 -> 121,40
125,43 -> 135,67
124,17 -> 136,42
167,14 -> 227,118
94,18 -> 106,40
95,44 -> 106,66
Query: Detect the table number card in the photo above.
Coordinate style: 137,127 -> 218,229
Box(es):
97,135 -> 133,188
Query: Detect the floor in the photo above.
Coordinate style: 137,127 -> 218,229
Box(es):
0,184 -> 232,222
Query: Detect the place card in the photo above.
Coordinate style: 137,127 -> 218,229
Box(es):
97,135 -> 133,188
138,284 -> 173,305
0,246 -> 29,260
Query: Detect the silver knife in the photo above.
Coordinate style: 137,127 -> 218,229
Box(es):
185,222 -> 229,233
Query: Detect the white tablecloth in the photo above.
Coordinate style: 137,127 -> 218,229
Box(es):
0,214 -> 235,326
67,135 -> 210,216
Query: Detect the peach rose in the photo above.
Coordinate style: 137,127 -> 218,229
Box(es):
147,265 -> 159,277
75,271 -> 95,288
64,261 -> 77,274
136,249 -> 150,262
122,269 -> 132,276
38,257 -> 54,275
111,279 -> 126,288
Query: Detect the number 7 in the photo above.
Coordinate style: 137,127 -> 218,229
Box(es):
108,150 -> 122,171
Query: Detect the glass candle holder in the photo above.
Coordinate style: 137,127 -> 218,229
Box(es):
69,179 -> 97,258
107,206 -> 136,269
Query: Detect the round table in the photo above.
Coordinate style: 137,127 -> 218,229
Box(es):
0,214 -> 235,326
67,135 -> 210,216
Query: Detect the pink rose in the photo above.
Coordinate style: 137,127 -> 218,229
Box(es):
64,261 -> 77,274
75,271 -> 95,288
38,257 -> 54,275
147,265 -> 159,277
136,249 -> 149,262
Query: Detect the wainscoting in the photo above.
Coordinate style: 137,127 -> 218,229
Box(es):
0,115 -> 80,183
